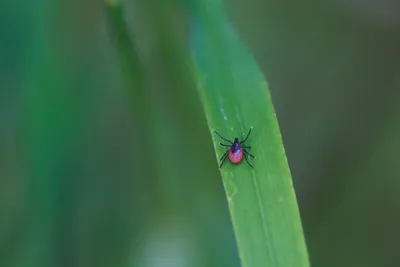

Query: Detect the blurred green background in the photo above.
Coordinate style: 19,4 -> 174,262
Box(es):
1,0 -> 400,267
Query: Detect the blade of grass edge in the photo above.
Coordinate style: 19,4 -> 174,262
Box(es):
188,4 -> 310,267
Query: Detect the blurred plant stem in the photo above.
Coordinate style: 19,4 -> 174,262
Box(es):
19,1 -> 82,266
106,1 -> 239,266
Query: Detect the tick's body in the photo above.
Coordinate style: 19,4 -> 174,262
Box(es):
214,128 -> 255,168
228,138 -> 244,164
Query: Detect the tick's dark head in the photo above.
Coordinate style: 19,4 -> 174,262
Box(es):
230,138 -> 242,153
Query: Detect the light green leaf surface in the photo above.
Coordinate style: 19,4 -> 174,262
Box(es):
190,4 -> 310,267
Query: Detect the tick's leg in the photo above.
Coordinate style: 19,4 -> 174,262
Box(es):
244,154 -> 254,168
214,131 -> 233,144
244,150 -> 255,158
220,143 -> 231,147
242,146 -> 251,149
219,152 -> 229,169
240,127 -> 253,144
219,150 -> 229,161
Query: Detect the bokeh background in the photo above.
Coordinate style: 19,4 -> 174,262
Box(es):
1,0 -> 400,267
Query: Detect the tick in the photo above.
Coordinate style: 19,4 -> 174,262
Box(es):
214,127 -> 255,169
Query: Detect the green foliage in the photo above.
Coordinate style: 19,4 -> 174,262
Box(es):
106,1 -> 240,266
189,2 -> 310,266
6,1 -> 399,267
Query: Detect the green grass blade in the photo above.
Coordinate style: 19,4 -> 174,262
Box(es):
189,5 -> 310,267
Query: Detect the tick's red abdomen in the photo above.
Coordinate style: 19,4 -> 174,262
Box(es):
229,149 -> 243,164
